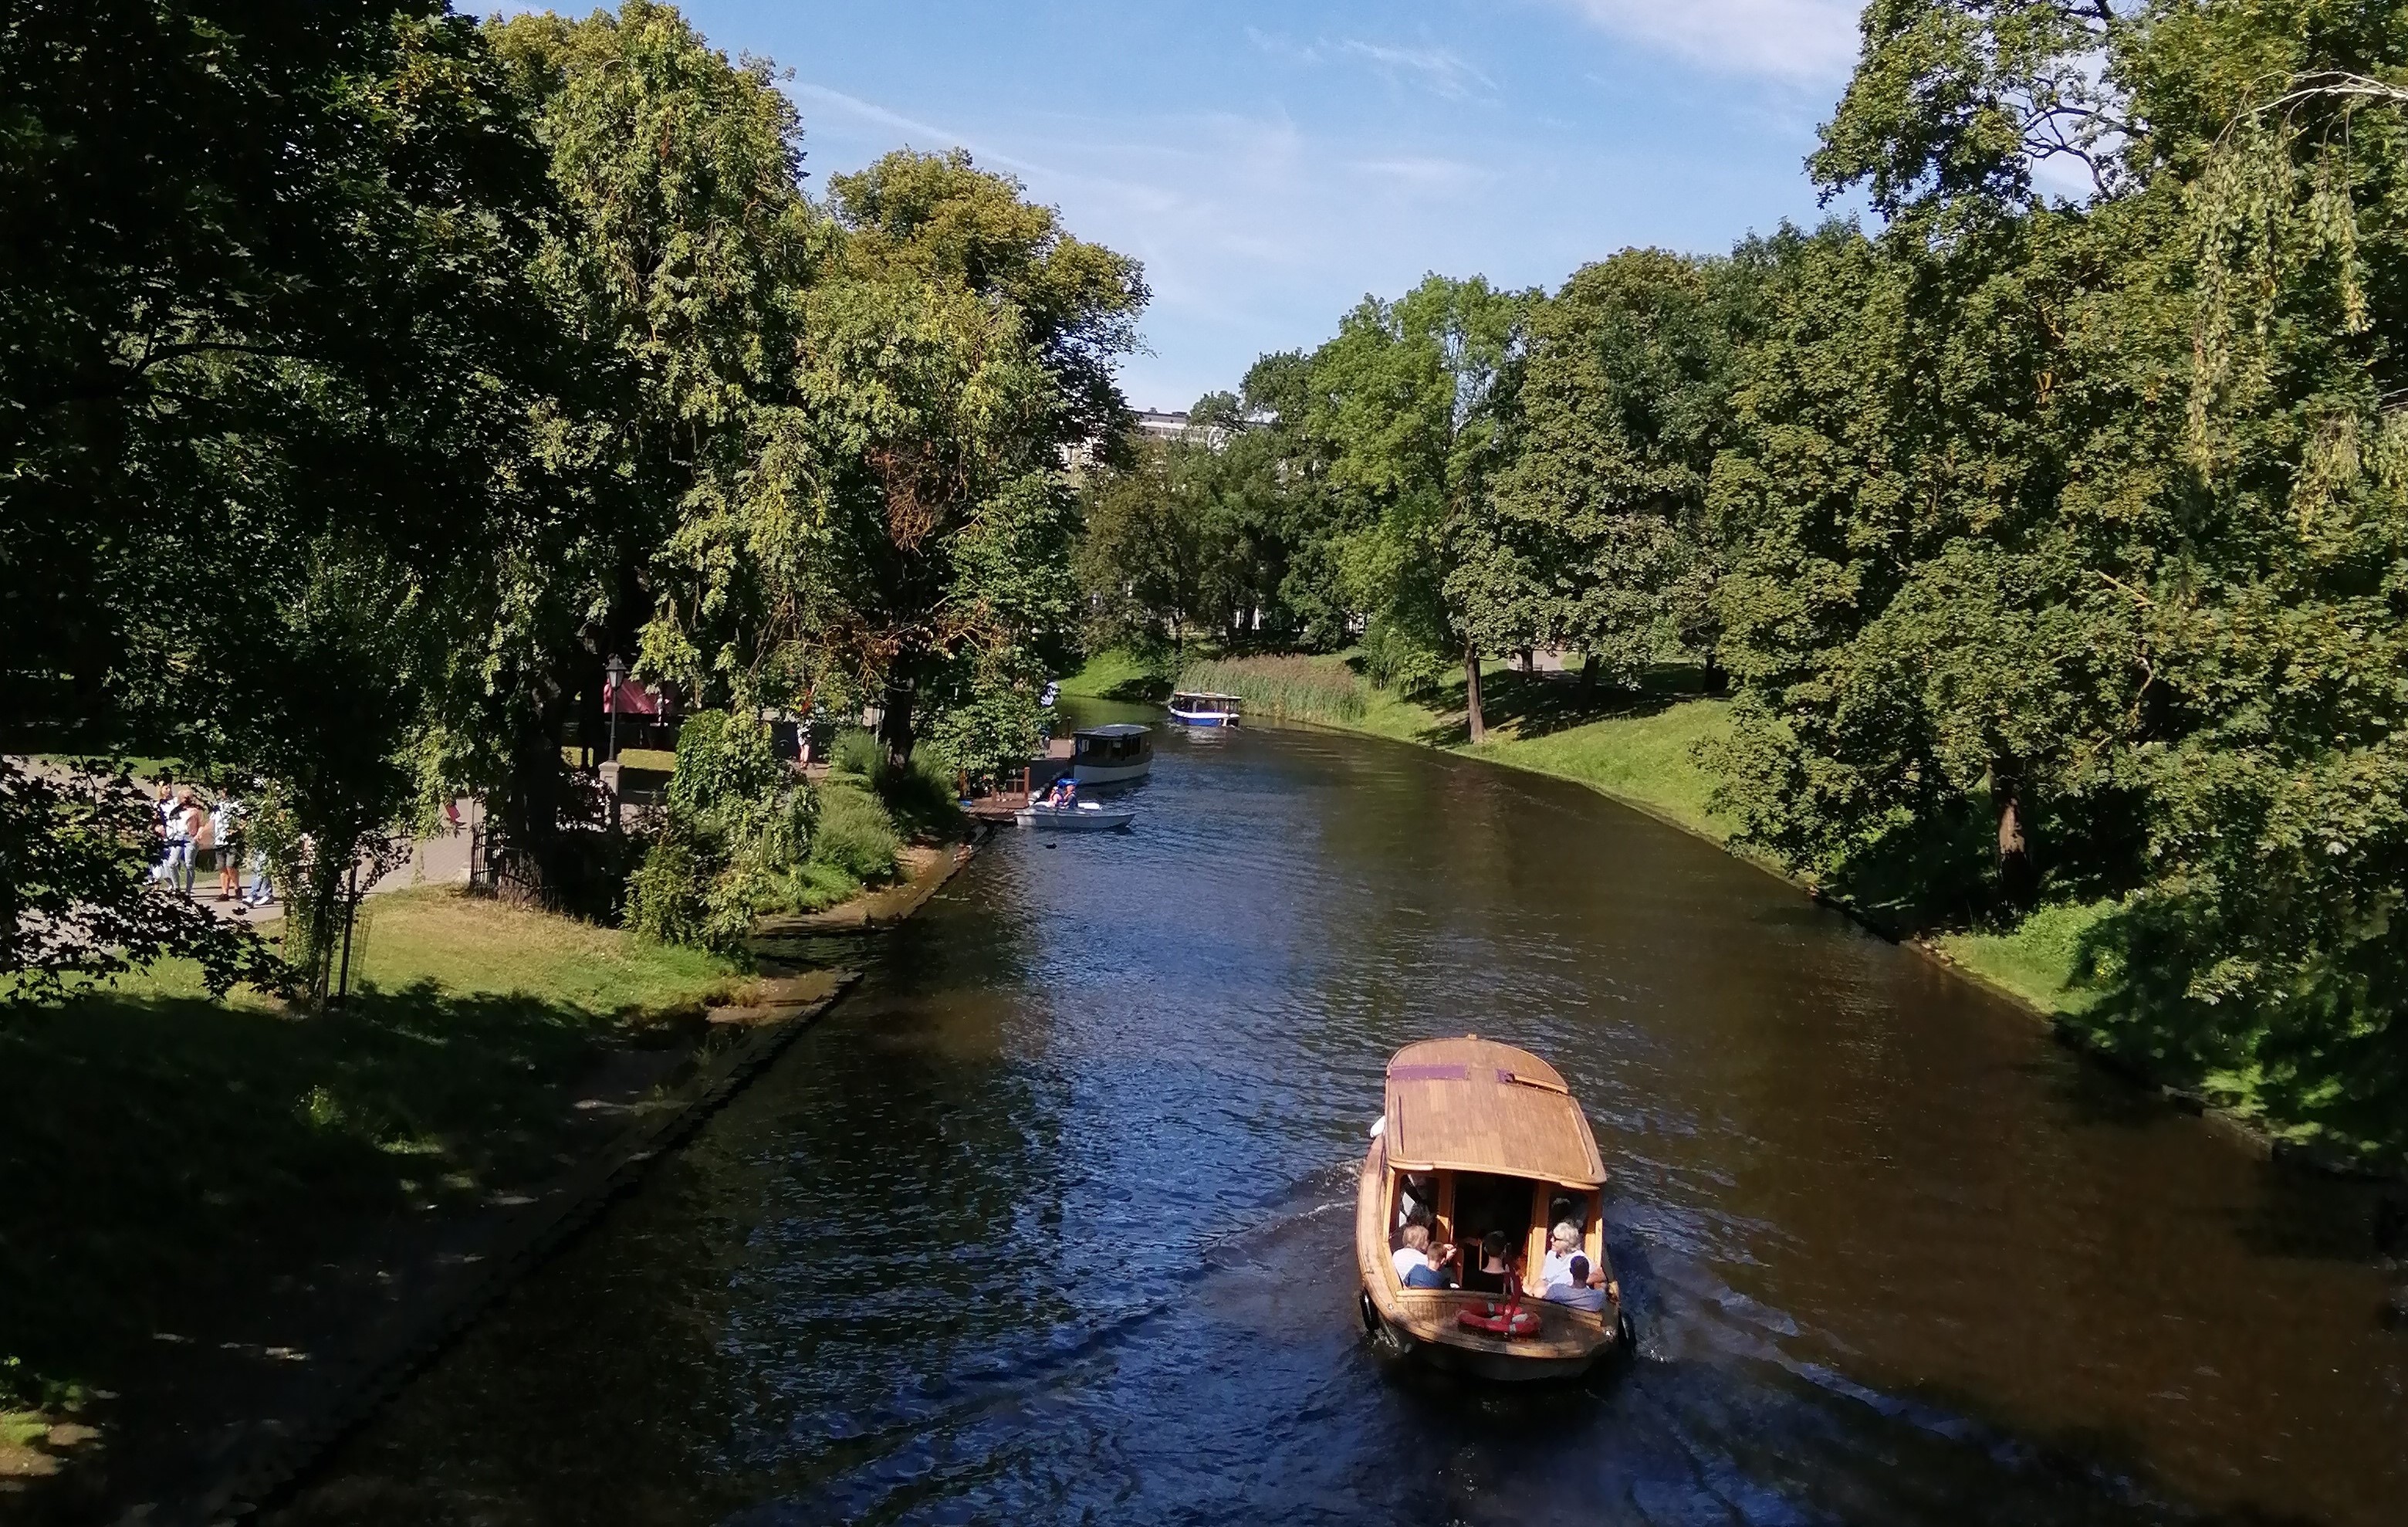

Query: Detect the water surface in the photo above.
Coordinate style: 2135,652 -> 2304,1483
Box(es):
280,719 -> 2405,1526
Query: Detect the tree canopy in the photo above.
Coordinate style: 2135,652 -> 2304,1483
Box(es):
1065,0 -> 2408,1152
2,1 -> 1142,994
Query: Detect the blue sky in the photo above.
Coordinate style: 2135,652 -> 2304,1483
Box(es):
502,2 -> 1871,410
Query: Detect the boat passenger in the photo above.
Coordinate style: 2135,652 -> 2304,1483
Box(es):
1459,1230 -> 1516,1295
1543,1254 -> 1608,1312
1396,1173 -> 1436,1230
1538,1221 -> 1588,1290
1390,1224 -> 1456,1289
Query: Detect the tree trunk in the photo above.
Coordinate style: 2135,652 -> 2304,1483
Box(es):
1994,764 -> 2037,909
878,664 -> 918,772
1702,651 -> 1729,696
1464,646 -> 1486,744
1516,646 -> 1534,674
1580,653 -> 1600,693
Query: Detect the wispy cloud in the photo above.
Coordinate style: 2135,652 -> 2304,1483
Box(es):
1554,0 -> 1862,86
1350,155 -> 1486,190
1244,29 -> 1494,100
788,83 -> 1054,182
1242,26 -> 1321,65
1339,41 -> 1494,100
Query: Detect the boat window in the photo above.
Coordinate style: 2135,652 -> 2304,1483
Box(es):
1451,1171 -> 1537,1263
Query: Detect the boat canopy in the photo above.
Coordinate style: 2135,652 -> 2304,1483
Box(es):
1171,691 -> 1243,704
1382,1036 -> 1606,1189
1075,723 -> 1152,739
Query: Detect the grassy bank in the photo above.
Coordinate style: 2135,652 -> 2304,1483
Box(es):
1057,646 -> 1183,703
0,888 -> 746,1472
1179,652 -> 2099,1023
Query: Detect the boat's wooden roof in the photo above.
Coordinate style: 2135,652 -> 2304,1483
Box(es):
1383,1036 -> 1605,1187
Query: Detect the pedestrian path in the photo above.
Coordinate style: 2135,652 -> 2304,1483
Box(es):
194,809 -> 479,927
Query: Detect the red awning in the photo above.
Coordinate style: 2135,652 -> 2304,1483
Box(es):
604,679 -> 666,717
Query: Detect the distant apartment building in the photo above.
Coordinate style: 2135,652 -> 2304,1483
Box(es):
1061,406 -> 1233,478
1132,408 -> 1194,443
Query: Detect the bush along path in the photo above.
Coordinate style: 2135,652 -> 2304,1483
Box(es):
1165,652 -> 2406,1182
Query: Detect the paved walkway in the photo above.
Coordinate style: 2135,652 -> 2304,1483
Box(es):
188,804 -> 482,926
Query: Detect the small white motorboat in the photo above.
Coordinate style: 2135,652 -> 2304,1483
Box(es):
1014,801 -> 1135,831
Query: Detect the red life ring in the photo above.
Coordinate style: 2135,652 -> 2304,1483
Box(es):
1456,1305 -> 1542,1339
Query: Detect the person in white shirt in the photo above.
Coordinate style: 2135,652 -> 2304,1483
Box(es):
1538,1221 -> 1587,1291
1390,1223 -> 1456,1288
210,797 -> 242,901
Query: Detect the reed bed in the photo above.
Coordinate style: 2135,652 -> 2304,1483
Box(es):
1178,655 -> 1370,723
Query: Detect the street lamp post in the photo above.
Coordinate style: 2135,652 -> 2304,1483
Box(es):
604,654 -> 627,832
604,653 -> 627,765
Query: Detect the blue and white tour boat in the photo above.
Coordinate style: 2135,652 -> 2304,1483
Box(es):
1168,690 -> 1243,727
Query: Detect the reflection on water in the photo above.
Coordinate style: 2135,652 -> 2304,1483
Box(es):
280,720 -> 2405,1526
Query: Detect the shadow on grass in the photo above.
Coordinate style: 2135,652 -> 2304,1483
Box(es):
1405,662 -> 1716,748
2061,899 -> 2408,1171
0,980 -> 684,1423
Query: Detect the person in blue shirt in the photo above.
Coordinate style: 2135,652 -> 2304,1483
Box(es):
1543,1254 -> 1609,1312
1390,1224 -> 1456,1288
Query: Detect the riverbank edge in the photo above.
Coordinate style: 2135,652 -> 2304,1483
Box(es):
1217,691 -> 2404,1187
181,833 -> 986,1525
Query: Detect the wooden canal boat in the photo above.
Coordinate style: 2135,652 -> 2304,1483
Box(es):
1355,1035 -> 1630,1380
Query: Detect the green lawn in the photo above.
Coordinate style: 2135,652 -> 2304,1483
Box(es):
0,889 -> 743,1437
1933,900 -> 2110,1017
1470,699 -> 1737,842
1057,646 -> 1184,703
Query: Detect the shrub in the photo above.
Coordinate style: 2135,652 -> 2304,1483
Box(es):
668,710 -> 786,823
628,710 -> 818,952
810,782 -> 900,883
624,829 -> 707,947
830,728 -> 881,778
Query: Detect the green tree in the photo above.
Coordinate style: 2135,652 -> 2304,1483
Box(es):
1308,275 -> 1530,739
1074,435 -> 1240,655
1,2 -> 577,994
828,147 -> 1148,454
649,149 -> 1142,775
474,0 -> 820,902
1457,249 -> 1745,692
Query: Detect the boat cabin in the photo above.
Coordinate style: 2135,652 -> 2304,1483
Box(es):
1378,1036 -> 1608,1291
1070,723 -> 1153,785
1168,690 -> 1243,726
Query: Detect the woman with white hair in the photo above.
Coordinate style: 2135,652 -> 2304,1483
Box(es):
1538,1220 -> 1589,1292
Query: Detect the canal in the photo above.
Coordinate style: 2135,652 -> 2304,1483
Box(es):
279,716 -> 2405,1526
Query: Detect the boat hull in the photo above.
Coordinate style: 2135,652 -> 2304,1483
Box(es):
1069,760 -> 1152,785
1168,709 -> 1237,727
1359,1299 -> 1606,1382
1014,805 -> 1134,831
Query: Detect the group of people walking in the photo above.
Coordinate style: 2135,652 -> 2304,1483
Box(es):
152,784 -> 271,906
